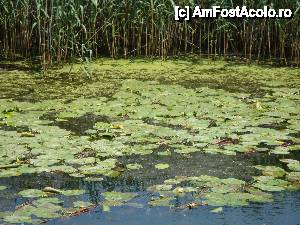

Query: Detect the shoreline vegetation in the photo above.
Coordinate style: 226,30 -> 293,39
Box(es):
0,1 -> 299,70
0,58 -> 299,224
0,58 -> 299,101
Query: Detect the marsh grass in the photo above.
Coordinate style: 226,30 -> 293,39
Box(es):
0,0 -> 299,68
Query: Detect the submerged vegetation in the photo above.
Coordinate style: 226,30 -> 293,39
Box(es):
0,0 -> 299,68
0,59 -> 299,224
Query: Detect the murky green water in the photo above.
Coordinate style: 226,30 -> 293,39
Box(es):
0,59 -> 299,224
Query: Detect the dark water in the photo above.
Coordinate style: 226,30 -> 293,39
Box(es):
1,150 -> 300,225
46,193 -> 300,225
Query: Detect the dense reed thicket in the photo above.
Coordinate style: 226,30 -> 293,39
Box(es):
0,0 -> 299,68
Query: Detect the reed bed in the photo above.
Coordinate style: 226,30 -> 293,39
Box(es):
0,0 -> 299,68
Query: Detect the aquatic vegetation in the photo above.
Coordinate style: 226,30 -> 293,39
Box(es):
149,196 -> 175,207
210,207 -> 223,213
0,59 -> 299,224
126,163 -> 143,170
155,164 -> 170,170
254,166 -> 287,178
0,186 -> 6,191
18,189 -> 45,198
101,191 -> 137,209
102,191 -> 137,202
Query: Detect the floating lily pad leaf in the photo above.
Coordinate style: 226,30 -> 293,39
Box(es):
253,176 -> 289,192
210,207 -> 223,213
35,202 -> 62,211
61,189 -> 86,196
84,177 -> 104,182
102,200 -> 123,207
211,185 -> 239,194
173,186 -> 198,195
0,170 -> 21,178
246,188 -> 274,203
0,185 -> 7,191
0,163 -> 21,170
11,205 -> 36,217
270,149 -> 290,155
205,192 -> 250,207
287,162 -> 300,172
79,158 -> 118,176
222,178 -> 246,186
254,166 -> 286,178
33,197 -> 63,206
18,189 -> 45,198
102,204 -> 110,212
102,191 -> 137,202
0,211 -> 12,219
27,204 -> 62,219
126,163 -> 143,170
187,175 -> 222,188
35,210 -> 61,219
155,163 -> 169,170
69,173 -> 85,178
164,178 -> 185,185
157,150 -> 171,156
286,182 -> 300,190
148,184 -> 173,192
43,187 -> 63,194
286,172 -> 300,182
46,165 -> 78,174
73,201 -> 94,208
105,170 -> 121,178
4,215 -> 32,224
66,157 -> 96,165
174,146 -> 199,154
149,196 -> 175,207
280,159 -> 299,164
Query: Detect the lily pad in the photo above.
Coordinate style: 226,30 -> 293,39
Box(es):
149,196 -> 175,207
18,189 -> 45,198
73,201 -> 94,208
210,207 -> 223,213
155,163 -> 170,170
4,215 -> 32,224
102,191 -> 137,202
0,185 -> 7,191
254,165 -> 286,178
126,163 -> 143,170
61,189 -> 86,196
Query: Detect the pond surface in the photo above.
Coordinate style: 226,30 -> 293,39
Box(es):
0,59 -> 299,224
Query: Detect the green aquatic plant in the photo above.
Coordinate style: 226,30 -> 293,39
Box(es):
0,186 -> 7,191
155,163 -> 170,170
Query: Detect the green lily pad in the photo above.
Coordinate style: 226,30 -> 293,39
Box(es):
0,185 -> 7,191
33,197 -> 63,205
157,150 -> 171,156
4,215 -> 32,224
73,201 -> 94,208
287,162 -> 300,172
155,163 -> 169,170
102,191 -> 137,202
253,176 -> 289,192
18,189 -> 45,198
61,189 -> 86,196
286,172 -> 300,182
149,196 -> 175,207
254,165 -> 286,178
102,204 -> 110,212
84,177 -> 104,182
126,163 -> 143,170
210,207 -> 223,213
204,192 -> 251,207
